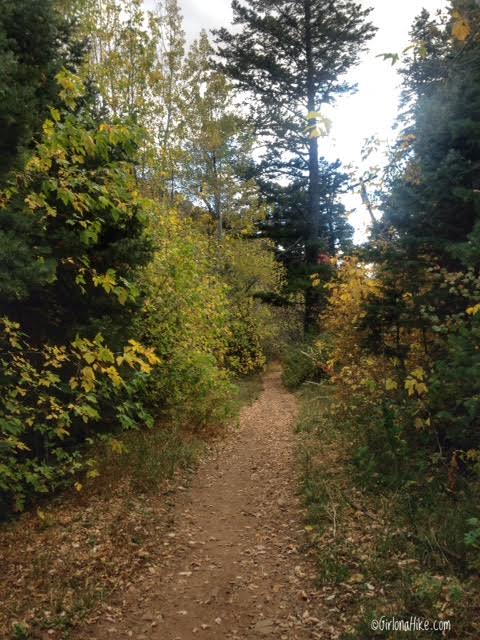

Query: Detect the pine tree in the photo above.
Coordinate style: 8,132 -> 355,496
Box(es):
380,1 -> 480,270
361,1 -> 480,363
215,0 -> 375,328
0,0 -> 79,180
256,159 -> 351,298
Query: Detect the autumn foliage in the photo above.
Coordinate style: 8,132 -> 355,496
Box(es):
0,2 -> 283,515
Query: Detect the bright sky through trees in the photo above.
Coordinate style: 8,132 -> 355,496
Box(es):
144,0 -> 448,240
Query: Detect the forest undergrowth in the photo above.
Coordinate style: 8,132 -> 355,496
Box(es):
296,385 -> 480,639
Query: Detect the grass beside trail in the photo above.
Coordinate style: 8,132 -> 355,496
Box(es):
295,384 -> 480,640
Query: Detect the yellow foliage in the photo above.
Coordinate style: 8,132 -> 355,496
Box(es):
385,378 -> 398,391
452,17 -> 471,42
405,377 -> 428,397
466,303 -> 480,316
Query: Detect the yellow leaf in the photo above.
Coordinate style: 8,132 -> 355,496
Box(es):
104,366 -> 123,387
452,18 -> 471,42
385,378 -> 398,391
10,438 -> 30,451
411,367 -> 425,380
144,350 -> 161,366
50,107 -> 61,122
405,376 -> 428,396
416,382 -> 428,395
74,482 -> 83,492
405,378 -> 417,396
80,366 -> 96,392
109,439 -> 127,454
466,303 -> 480,316
466,449 -> 480,462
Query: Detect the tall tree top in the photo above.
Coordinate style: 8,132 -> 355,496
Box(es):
214,0 -> 376,110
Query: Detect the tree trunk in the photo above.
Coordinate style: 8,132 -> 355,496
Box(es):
213,152 -> 223,241
303,0 -> 321,333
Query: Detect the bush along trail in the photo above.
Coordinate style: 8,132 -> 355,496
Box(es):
3,1 -> 480,639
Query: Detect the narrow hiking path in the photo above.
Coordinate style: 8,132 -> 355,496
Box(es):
73,366 -> 324,640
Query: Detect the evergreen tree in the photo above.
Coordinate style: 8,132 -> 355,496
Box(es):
380,1 -> 480,270
360,1 -> 480,365
0,0 -> 80,181
256,159 -> 351,298
0,72 -> 152,348
215,0 -> 375,328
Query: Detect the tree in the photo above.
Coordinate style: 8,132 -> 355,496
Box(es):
76,0 -> 161,121
0,0 -> 80,180
257,159 -> 352,296
73,0 -> 187,200
215,0 -> 375,329
380,1 -> 480,271
181,31 -> 266,240
0,71 -> 152,347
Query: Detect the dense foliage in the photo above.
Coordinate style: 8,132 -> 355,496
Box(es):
3,6 -> 480,631
0,0 -> 283,516
285,2 -> 480,628
0,0 -> 82,179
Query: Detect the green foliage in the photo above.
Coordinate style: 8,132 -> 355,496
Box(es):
139,208 -> 277,426
0,70 -> 153,345
0,70 -> 159,514
0,0 -> 284,517
111,426 -> 202,493
381,2 -> 480,272
281,341 -> 323,390
0,0 -> 80,179
11,624 -> 29,640
0,318 -> 159,514
297,384 -> 478,638
297,8 -> 480,624
428,318 -> 480,451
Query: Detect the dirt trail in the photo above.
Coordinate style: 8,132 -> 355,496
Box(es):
76,367 -> 321,640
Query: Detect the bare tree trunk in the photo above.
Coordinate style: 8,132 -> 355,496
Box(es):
213,152 -> 223,241
304,0 -> 321,333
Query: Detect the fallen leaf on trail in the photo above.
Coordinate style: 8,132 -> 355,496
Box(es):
349,573 -> 365,584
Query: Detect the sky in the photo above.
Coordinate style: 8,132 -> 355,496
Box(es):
146,0 -> 448,241
322,0 -> 448,240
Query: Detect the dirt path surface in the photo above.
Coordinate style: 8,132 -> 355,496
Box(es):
74,367 -> 322,640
